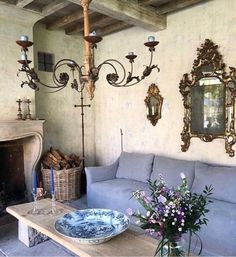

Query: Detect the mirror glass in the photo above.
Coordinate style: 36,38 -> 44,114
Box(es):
191,76 -> 225,134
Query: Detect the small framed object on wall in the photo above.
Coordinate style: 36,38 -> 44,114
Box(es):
144,83 -> 163,126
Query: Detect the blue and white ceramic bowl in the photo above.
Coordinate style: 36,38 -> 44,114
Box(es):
54,209 -> 130,244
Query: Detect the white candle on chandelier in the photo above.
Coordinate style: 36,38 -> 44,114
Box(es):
128,52 -> 134,56
20,52 -> 27,60
89,31 -> 97,36
20,35 -> 28,41
148,36 -> 155,42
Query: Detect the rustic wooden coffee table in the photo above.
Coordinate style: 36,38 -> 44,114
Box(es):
6,198 -> 157,257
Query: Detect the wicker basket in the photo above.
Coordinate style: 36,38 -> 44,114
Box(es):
41,164 -> 82,201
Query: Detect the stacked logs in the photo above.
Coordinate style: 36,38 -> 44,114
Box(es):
41,148 -> 81,170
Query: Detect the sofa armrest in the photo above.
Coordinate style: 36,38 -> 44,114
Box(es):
85,159 -> 119,186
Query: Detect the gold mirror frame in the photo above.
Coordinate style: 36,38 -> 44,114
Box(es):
145,83 -> 163,126
179,39 -> 236,157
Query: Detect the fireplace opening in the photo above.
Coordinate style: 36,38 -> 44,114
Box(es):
0,139 -> 27,216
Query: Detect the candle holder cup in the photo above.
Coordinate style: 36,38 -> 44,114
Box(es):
16,99 -> 24,120
27,192 -> 41,215
25,98 -> 32,120
47,193 -> 61,215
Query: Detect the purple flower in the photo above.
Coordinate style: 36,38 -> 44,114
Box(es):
126,208 -> 133,216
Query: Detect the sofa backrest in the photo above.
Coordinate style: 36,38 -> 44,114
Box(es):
116,152 -> 154,182
192,161 -> 236,204
150,155 -> 195,189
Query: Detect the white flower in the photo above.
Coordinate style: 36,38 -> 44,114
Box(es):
172,222 -> 175,225
178,227 -> 182,232
163,218 -> 166,222
136,220 -> 141,224
180,172 -> 186,179
158,195 -> 167,204
146,211 -> 151,217
174,218 -> 177,221
181,223 -> 185,226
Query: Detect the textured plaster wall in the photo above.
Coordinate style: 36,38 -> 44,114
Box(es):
94,0 -> 236,166
34,23 -> 95,164
0,4 -> 40,120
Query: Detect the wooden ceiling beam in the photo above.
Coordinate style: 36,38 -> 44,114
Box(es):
138,0 -> 165,6
42,0 -> 71,17
101,21 -> 133,37
65,15 -> 114,35
155,0 -> 209,15
47,9 -> 85,30
68,0 -> 166,31
16,0 -> 34,8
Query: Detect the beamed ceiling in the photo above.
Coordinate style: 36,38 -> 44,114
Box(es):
0,0 -> 210,36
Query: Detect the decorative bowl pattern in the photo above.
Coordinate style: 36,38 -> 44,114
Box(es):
54,208 -> 130,244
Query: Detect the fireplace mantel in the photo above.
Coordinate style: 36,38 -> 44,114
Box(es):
0,120 -> 44,140
0,120 -> 45,199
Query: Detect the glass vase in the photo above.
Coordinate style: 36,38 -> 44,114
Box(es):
157,237 -> 185,257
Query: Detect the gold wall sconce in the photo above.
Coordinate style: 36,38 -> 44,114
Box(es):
145,83 -> 163,126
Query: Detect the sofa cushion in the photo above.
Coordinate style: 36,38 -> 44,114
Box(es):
195,199 -> 236,256
87,178 -> 149,215
192,161 -> 236,204
150,156 -> 195,189
116,152 -> 154,182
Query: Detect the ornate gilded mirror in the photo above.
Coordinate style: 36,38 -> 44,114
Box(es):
179,39 -> 236,157
145,83 -> 163,126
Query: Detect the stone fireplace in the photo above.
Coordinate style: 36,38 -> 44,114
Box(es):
0,120 -> 44,201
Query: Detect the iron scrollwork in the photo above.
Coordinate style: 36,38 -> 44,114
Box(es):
144,83 -> 163,126
179,39 -> 236,157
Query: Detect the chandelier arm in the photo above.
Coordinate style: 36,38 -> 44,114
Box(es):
97,59 -> 126,86
98,59 -> 145,87
148,50 -> 154,67
52,59 -> 78,87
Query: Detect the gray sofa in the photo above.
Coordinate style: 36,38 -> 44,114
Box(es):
85,152 -> 236,256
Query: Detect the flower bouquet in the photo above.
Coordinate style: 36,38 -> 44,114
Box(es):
127,173 -> 213,257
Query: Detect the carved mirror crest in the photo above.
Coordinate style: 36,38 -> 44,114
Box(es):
179,39 -> 236,156
145,83 -> 163,126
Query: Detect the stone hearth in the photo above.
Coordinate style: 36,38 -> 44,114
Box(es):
0,120 -> 44,199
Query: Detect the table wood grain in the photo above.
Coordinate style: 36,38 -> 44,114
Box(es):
7,198 -> 157,257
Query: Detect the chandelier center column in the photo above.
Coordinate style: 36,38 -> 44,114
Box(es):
81,0 -> 95,99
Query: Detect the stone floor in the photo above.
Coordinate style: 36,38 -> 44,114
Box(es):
0,195 -> 88,257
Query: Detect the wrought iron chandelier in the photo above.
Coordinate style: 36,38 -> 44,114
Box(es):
16,0 -> 160,100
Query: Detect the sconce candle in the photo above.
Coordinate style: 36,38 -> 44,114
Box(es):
148,36 -> 155,42
128,52 -> 134,56
20,35 -> 29,41
152,106 -> 155,115
50,165 -> 55,195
